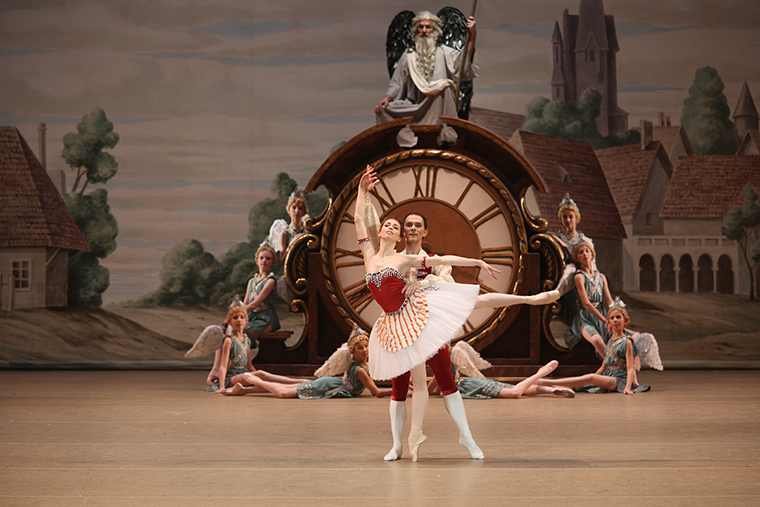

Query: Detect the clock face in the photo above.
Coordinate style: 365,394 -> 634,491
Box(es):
321,150 -> 527,342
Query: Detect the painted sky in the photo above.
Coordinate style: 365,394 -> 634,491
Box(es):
1,0 -> 758,303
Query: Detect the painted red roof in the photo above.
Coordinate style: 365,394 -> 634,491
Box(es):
0,127 -> 89,251
632,125 -> 694,161
596,142 -> 671,215
469,107 -> 525,142
661,155 -> 760,218
510,130 -> 626,239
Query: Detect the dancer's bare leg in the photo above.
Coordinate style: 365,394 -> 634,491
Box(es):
247,377 -> 300,398
474,290 -> 560,310
218,383 -> 258,396
493,360 -> 558,398
580,328 -> 606,357
539,373 -> 617,391
249,370 -> 304,385
521,385 -> 575,398
409,363 -> 428,462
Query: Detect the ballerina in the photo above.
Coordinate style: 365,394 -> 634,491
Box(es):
355,165 -> 560,461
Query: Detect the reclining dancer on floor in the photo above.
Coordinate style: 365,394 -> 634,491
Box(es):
427,341 -> 575,399
219,326 -> 395,399
355,165 -> 560,461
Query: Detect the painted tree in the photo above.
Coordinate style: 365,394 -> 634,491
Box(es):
721,184 -> 760,300
681,66 -> 737,155
140,173 -> 328,306
62,108 -> 119,194
523,88 -> 639,149
61,108 -> 120,306
140,239 -> 227,305
64,189 -> 119,306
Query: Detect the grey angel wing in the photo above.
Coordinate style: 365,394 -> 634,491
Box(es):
632,332 -> 664,371
185,325 -> 225,358
451,341 -> 492,378
385,10 -> 415,78
437,6 -> 473,120
314,343 -> 352,377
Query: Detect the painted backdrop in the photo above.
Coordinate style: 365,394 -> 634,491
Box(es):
1,0 -> 758,304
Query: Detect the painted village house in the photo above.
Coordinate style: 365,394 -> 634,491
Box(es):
633,119 -> 695,168
0,126 -> 89,310
596,121 -> 674,292
654,154 -> 760,296
597,83 -> 760,296
508,129 -> 627,290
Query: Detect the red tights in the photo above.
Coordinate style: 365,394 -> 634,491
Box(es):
391,346 -> 457,401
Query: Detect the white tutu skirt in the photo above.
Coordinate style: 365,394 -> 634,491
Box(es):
368,283 -> 479,381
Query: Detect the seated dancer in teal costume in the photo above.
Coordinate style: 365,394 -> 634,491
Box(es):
278,190 -> 308,267
537,300 -> 651,395
568,241 -> 613,357
219,327 -> 394,399
205,300 -> 258,393
553,193 -> 594,262
551,193 -> 594,348
185,245 -> 281,387
427,342 -> 574,399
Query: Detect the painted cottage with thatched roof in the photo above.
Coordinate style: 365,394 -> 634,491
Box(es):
0,126 -> 89,309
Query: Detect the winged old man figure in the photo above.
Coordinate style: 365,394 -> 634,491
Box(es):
374,8 -> 478,148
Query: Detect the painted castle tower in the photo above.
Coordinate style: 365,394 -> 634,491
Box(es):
733,82 -> 759,147
551,0 -> 628,136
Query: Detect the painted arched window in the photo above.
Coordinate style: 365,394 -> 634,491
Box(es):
697,254 -> 714,292
589,50 -> 595,62
717,255 -> 734,294
660,254 -> 676,292
639,254 -> 656,292
679,255 -> 694,293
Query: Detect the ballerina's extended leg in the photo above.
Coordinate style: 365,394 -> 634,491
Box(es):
474,290 -> 560,310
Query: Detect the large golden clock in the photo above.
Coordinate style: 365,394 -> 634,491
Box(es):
320,149 -> 528,345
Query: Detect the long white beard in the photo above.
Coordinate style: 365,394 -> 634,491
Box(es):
414,36 -> 437,82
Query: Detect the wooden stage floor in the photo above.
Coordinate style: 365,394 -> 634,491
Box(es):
1,369 -> 758,506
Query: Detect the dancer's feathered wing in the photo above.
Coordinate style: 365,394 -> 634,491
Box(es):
314,343 -> 352,377
450,341 -> 492,378
556,263 -> 577,295
185,325 -> 225,358
632,332 -> 664,371
266,219 -> 288,252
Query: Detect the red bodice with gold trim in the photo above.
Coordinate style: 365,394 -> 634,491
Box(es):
365,267 -> 408,314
